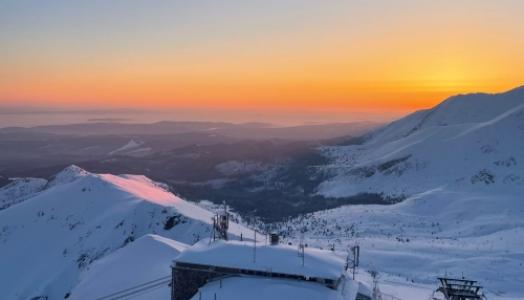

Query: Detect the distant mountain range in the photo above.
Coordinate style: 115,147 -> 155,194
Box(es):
1,120 -> 379,141
2,87 -> 523,221
0,121 -> 381,221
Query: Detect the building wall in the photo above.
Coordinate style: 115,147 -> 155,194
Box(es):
171,261 -> 343,300
172,266 -> 225,300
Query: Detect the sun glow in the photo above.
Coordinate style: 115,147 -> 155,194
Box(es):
1,1 -> 523,121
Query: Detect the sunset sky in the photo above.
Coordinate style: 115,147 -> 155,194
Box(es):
1,0 -> 523,124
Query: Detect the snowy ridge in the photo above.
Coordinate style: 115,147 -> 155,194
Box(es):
0,166 -> 253,300
0,177 -> 47,210
368,85 -> 524,145
108,139 -> 152,157
276,86 -> 524,299
47,164 -> 89,187
109,139 -> 143,155
318,86 -> 524,198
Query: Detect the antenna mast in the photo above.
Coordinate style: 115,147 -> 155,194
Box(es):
212,201 -> 229,241
251,215 -> 257,263
346,244 -> 360,279
298,230 -> 305,266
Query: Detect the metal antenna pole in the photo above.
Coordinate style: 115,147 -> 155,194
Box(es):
212,216 -> 216,242
302,245 -> 304,266
253,229 -> 257,263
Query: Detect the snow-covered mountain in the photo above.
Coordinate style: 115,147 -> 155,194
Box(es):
0,166 -> 251,300
272,86 -> 524,299
318,86 -> 524,198
108,139 -> 153,157
0,177 -> 47,210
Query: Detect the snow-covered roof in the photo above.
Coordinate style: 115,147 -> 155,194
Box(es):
175,239 -> 347,280
71,234 -> 188,300
190,276 -> 359,300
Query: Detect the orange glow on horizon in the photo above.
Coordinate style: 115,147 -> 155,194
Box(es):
1,1 -> 523,120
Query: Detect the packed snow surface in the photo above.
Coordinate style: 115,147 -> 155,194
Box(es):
190,276 -> 361,300
70,234 -> 187,300
177,239 -> 346,280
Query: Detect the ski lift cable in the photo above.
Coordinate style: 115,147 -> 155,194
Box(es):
101,280 -> 170,300
94,275 -> 171,300
122,281 -> 169,300
95,279 -> 170,300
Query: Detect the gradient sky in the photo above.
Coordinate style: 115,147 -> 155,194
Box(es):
1,0 -> 523,123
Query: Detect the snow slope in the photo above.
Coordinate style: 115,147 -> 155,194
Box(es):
318,86 -> 524,198
0,177 -> 47,210
276,189 -> 524,299
47,164 -> 89,187
109,139 -> 143,155
0,166 -> 252,300
108,139 -> 152,157
70,234 -> 187,300
272,87 -> 524,299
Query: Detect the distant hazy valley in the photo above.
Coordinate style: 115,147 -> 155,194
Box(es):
0,121 -> 382,220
